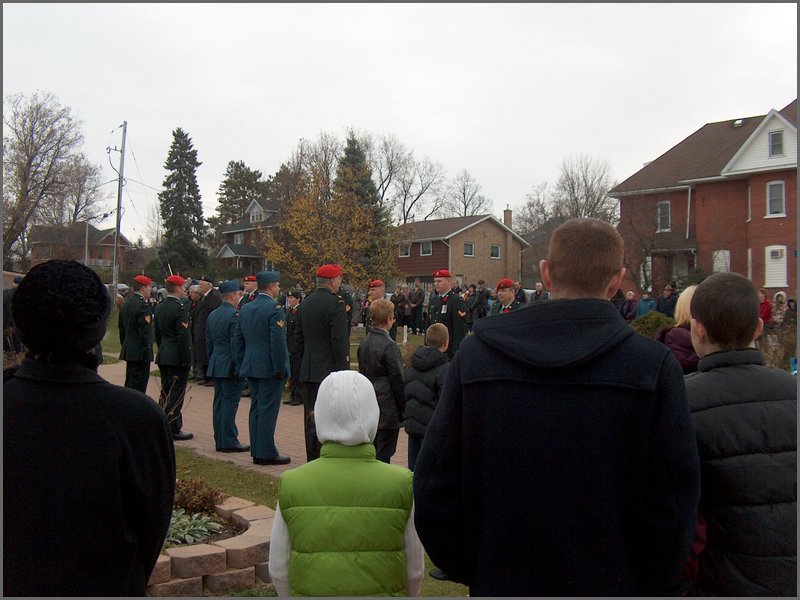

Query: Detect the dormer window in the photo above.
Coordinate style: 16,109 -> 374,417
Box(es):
250,209 -> 264,223
768,131 -> 783,157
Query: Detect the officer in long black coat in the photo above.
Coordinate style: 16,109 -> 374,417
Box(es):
154,274 -> 193,440
296,263 -> 351,461
428,269 -> 468,359
193,275 -> 222,384
118,274 -> 155,393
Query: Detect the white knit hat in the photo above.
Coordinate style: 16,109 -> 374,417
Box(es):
315,370 -> 379,445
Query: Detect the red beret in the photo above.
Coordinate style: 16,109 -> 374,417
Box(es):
166,274 -> 185,286
134,274 -> 152,286
496,278 -> 515,290
433,269 -> 451,278
243,275 -> 257,282
316,263 -> 342,278
369,279 -> 384,288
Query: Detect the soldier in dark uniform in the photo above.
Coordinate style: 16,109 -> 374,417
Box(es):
118,274 -> 155,393
296,263 -> 351,461
233,271 -> 291,465
193,275 -> 222,385
337,284 -> 354,336
238,274 -> 258,309
206,280 -> 249,453
364,279 -> 399,341
489,278 -> 521,315
283,289 -> 303,406
154,274 -> 193,441
428,269 -> 468,359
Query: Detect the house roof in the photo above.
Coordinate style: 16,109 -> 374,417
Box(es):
215,244 -> 261,259
28,222 -> 132,247
400,214 -> 529,246
610,99 -> 797,196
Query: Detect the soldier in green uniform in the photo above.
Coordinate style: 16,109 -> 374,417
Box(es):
154,274 -> 193,441
337,284 -> 354,336
296,263 -> 351,461
283,290 -> 303,406
489,278 -> 521,315
119,274 -> 155,393
428,269 -> 468,359
238,274 -> 258,309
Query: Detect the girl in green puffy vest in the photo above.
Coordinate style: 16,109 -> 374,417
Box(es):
268,370 -> 425,596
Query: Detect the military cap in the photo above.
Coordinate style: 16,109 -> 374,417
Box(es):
243,275 -> 257,282
369,279 -> 385,288
496,278 -> 515,290
134,274 -> 152,286
287,290 -> 303,299
218,280 -> 240,294
433,269 -> 452,278
166,274 -> 186,286
199,275 -> 214,284
316,263 -> 342,278
256,271 -> 280,286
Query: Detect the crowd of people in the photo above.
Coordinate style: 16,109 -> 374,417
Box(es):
3,216 -> 796,596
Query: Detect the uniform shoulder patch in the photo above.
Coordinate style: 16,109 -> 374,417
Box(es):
276,320 -> 284,328
457,310 -> 467,318
144,315 -> 151,324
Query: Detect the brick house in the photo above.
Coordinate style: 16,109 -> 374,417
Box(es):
395,211 -> 529,286
611,99 -> 797,296
28,222 -> 132,278
215,198 -> 280,274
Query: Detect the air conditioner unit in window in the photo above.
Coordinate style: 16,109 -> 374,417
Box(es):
770,249 -> 785,259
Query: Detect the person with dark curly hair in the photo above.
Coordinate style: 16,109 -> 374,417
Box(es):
3,259 -> 175,596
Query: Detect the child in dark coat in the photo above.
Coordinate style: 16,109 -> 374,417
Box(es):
403,323 -> 449,471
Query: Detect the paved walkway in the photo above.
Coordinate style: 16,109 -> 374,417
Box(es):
99,361 -> 409,477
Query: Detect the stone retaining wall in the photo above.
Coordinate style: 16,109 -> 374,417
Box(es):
146,497 -> 275,596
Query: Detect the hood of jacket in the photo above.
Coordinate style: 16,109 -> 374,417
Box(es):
471,299 -> 635,370
411,345 -> 449,372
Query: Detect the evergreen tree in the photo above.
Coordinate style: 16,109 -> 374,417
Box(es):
157,127 -> 207,275
209,160 -> 270,226
332,132 -> 398,281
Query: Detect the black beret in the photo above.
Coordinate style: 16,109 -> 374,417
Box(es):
12,260 -> 110,357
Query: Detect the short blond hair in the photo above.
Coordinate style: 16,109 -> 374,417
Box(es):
369,298 -> 395,326
673,285 -> 697,326
425,323 -> 449,351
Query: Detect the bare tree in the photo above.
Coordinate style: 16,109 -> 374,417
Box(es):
444,169 -> 491,217
144,200 -> 163,248
515,182 -> 553,238
367,133 -> 412,214
3,91 -> 84,267
395,156 -> 447,224
305,132 -> 341,206
552,154 -> 619,224
37,154 -> 110,227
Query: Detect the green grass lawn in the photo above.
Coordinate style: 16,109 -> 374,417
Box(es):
175,446 -> 468,597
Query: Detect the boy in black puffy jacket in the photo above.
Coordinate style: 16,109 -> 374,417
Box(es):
404,323 -> 449,471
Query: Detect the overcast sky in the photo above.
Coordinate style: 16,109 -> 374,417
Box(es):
3,3 -> 797,242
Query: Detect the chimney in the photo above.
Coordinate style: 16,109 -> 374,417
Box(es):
503,206 -> 512,228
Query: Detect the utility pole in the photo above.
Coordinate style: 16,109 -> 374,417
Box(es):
111,121 -> 127,302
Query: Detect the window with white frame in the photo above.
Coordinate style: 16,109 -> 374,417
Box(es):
747,248 -> 752,280
463,242 -> 474,257
420,241 -> 432,256
490,244 -> 501,259
233,233 -> 244,245
765,245 -> 788,287
767,181 -> 785,216
399,243 -> 410,257
657,201 -> 671,232
746,186 -> 751,222
712,250 -> 730,273
640,255 -> 652,290
768,131 -> 784,157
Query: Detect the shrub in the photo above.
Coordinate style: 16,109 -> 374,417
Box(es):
165,508 -> 223,546
174,478 -> 227,515
630,311 -> 675,339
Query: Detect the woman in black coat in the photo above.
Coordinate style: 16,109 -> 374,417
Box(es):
3,260 -> 176,596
